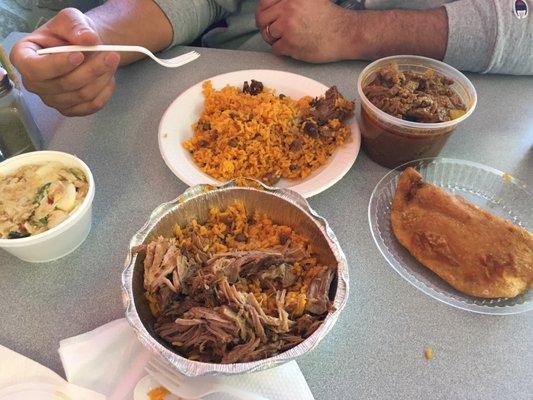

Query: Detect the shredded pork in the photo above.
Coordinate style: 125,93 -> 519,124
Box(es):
135,209 -> 336,363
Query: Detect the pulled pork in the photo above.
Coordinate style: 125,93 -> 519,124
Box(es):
136,237 -> 335,363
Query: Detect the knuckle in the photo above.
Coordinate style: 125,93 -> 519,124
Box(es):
292,52 -> 303,61
78,85 -> 95,102
14,56 -> 36,81
9,44 -> 22,67
55,77 -> 74,92
59,108 -> 75,117
283,2 -> 293,14
24,69 -> 39,82
285,17 -> 296,31
281,32 -> 292,45
58,7 -> 80,20
83,56 -> 107,77
90,97 -> 105,112
283,30 -> 297,46
71,19 -> 90,33
258,15 -> 268,29
87,62 -> 104,77
279,17 -> 288,31
21,78 -> 37,93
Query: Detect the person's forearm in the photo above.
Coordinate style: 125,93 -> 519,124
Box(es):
339,7 -> 448,61
87,0 -> 173,65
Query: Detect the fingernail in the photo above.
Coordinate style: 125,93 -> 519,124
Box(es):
103,53 -> 119,67
76,29 -> 92,36
68,52 -> 84,66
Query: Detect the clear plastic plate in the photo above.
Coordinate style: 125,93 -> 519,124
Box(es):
368,158 -> 532,315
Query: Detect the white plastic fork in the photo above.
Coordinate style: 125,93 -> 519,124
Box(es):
146,358 -> 270,400
36,45 -> 200,68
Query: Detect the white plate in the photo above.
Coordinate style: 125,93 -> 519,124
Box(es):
0,383 -> 72,400
158,69 -> 360,198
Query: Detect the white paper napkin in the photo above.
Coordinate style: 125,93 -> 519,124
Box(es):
59,318 -> 315,400
0,344 -> 105,399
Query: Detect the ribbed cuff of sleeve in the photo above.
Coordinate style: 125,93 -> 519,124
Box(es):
153,0 -> 223,47
443,0 -> 498,73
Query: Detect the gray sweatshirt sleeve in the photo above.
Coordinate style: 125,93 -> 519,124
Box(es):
443,0 -> 533,75
153,0 -> 229,46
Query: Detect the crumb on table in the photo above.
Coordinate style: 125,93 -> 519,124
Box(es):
424,347 -> 433,360
502,173 -> 513,182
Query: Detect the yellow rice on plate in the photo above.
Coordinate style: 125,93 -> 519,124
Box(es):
183,81 -> 353,184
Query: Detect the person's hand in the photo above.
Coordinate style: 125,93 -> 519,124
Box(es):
10,8 -> 120,116
255,0 -> 356,63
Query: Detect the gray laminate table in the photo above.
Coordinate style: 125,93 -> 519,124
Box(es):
1,32 -> 532,400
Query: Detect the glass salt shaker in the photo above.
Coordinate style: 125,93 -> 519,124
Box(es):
0,67 -> 42,161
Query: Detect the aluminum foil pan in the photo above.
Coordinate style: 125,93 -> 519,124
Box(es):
121,180 -> 349,377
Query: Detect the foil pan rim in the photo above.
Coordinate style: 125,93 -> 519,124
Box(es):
121,180 -> 349,376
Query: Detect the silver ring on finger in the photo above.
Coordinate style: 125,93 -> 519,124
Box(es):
265,24 -> 278,44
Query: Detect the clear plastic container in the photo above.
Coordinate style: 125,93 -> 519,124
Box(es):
368,157 -> 532,315
357,56 -> 477,169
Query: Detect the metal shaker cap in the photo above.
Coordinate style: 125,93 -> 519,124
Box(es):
0,67 -> 13,98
